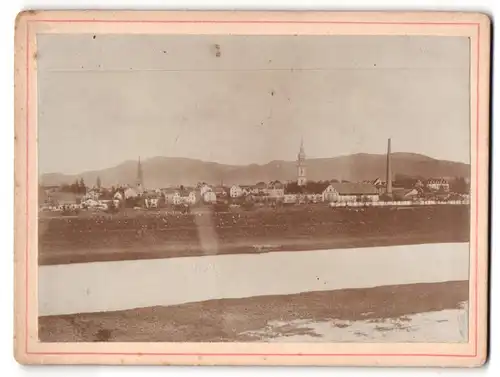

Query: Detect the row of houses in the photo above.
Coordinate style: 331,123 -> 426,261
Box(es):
116,181 -> 383,205
370,177 -> 452,193
40,176 -> 461,211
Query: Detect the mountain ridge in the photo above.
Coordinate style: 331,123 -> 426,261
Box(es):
40,152 -> 470,188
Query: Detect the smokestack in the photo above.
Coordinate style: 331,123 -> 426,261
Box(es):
386,138 -> 392,194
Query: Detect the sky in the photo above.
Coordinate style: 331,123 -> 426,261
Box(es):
37,34 -> 471,175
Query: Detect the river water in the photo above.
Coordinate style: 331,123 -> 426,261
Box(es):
39,242 -> 469,316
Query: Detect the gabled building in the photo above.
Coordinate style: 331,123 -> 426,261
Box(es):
254,182 -> 268,194
230,185 -> 243,198
267,180 -> 285,198
142,191 -> 162,208
199,184 -> 212,196
163,188 -> 181,205
322,182 -> 379,202
283,194 -> 298,204
240,185 -> 254,195
84,189 -> 101,201
426,178 -> 450,192
214,186 -> 229,198
179,190 -> 199,205
124,186 -> 140,199
392,188 -> 420,200
203,190 -> 217,203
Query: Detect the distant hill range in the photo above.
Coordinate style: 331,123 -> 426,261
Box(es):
40,153 -> 470,188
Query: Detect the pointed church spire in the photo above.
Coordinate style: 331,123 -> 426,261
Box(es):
297,137 -> 307,186
136,156 -> 144,189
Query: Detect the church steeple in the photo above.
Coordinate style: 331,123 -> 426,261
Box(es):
136,156 -> 144,190
297,138 -> 307,186
298,137 -> 305,158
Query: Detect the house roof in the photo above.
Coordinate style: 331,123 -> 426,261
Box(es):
427,178 -> 449,183
179,190 -> 200,198
124,187 -> 139,195
162,188 -> 180,195
305,183 -> 330,194
214,186 -> 229,194
255,182 -> 267,188
392,188 -> 419,197
268,180 -> 284,189
143,192 -> 161,198
328,183 -> 379,195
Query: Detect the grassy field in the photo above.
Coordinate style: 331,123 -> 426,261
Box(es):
38,204 -> 470,265
38,280 -> 468,342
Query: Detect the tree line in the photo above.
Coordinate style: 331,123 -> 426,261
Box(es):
60,178 -> 87,194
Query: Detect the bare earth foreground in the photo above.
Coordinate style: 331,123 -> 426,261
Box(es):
39,205 -> 469,265
39,281 -> 468,342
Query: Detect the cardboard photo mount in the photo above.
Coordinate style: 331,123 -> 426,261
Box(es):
14,10 -> 490,367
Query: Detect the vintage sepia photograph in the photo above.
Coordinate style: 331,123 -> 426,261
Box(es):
14,11 -> 490,367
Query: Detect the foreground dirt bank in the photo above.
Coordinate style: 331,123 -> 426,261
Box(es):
39,205 -> 470,265
39,280 -> 468,342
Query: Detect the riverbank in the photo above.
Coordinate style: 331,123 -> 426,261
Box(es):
39,280 -> 468,342
39,204 -> 470,265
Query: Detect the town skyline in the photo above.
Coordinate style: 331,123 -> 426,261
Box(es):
39,142 -> 470,190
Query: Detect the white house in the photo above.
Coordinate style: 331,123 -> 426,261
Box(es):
267,181 -> 285,198
322,184 -> 338,202
95,199 -> 119,210
255,182 -> 268,194
283,194 -> 297,204
82,198 -> 100,208
322,183 -> 379,202
214,186 -> 229,198
426,178 -> 450,192
145,198 -> 159,208
200,184 -> 212,196
240,186 -> 253,195
203,190 -> 217,203
113,191 -> 123,201
179,191 -> 198,205
230,185 -> 243,198
84,189 -> 100,201
305,193 -> 323,203
163,189 -> 181,205
124,187 -> 139,199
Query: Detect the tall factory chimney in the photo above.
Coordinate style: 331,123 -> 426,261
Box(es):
386,138 -> 392,194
